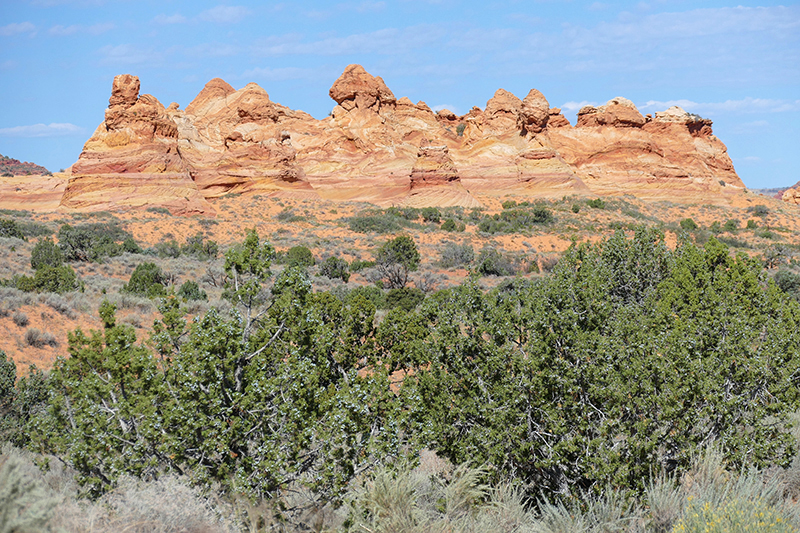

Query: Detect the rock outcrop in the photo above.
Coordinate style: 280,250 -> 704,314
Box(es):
40,65 -> 749,213
64,74 -> 213,215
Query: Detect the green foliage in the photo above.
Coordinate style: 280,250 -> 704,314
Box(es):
440,218 -> 465,232
680,217 -> 699,231
320,256 -> 350,282
477,205 -> 553,234
0,219 -> 25,240
385,287 -> 425,311
285,245 -> 315,267
181,233 -> 218,260
121,262 -> 168,298
571,203 -> 581,213
586,198 -> 606,209
177,280 -> 207,302
476,247 -> 515,276
153,239 -> 181,258
748,205 -> 770,218
376,234 -> 420,289
15,265 -> 79,294
723,219 -> 739,232
350,259 -> 375,272
30,238 -> 63,271
345,285 -> 386,309
709,221 -> 722,234
348,214 -> 403,234
774,270 -> 800,298
456,123 -> 466,136
747,219 -> 758,229
420,207 -> 441,223
57,222 -> 135,262
397,229 -> 800,498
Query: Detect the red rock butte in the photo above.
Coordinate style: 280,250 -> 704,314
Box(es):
5,65 -> 752,214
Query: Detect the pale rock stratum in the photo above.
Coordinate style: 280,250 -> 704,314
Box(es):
1,65 -> 751,214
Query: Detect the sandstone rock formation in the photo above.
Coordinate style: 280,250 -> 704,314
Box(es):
44,65 -> 749,214
782,184 -> 800,205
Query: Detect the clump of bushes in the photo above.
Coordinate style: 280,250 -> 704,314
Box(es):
57,223 -> 139,262
121,262 -> 168,298
319,256 -> 350,283
439,242 -> 474,269
477,205 -> 553,234
679,218 -> 699,231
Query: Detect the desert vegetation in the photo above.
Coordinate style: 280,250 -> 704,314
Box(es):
2,195 -> 800,531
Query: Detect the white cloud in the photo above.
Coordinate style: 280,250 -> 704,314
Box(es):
154,14 -> 188,25
49,22 -> 114,36
0,22 -> 36,37
560,100 -> 598,113
241,66 -> 314,81
639,98 -> 800,115
99,44 -> 159,66
0,123 -> 84,138
198,5 -> 250,24
252,25 -> 441,56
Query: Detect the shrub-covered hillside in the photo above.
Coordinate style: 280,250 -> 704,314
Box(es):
2,227 -> 800,531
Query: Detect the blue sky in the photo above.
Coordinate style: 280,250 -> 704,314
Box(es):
0,0 -> 798,188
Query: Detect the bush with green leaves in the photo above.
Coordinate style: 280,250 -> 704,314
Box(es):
121,262 -> 168,298
440,218 -> 465,232
319,256 -> 350,282
679,217 -> 698,231
153,239 -> 181,258
723,219 -> 739,232
15,265 -> 79,294
0,219 -> 25,240
376,234 -> 420,289
177,280 -> 207,302
384,287 -> 425,311
420,207 -> 440,223
180,233 -> 217,260
30,238 -> 63,271
586,198 -> 606,209
348,214 -> 404,234
57,222 -> 136,262
747,219 -> 758,229
476,247 -> 515,276
477,205 -> 553,234
285,245 -> 315,267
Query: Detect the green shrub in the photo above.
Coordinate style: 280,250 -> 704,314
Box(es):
456,123 -> 466,136
181,233 -> 217,260
723,219 -> 739,232
345,285 -> 385,308
774,270 -> 800,296
477,248 -> 515,276
15,265 -> 79,294
746,219 -> 758,230
709,221 -> 722,234
320,256 -> 350,282
350,259 -> 376,272
177,280 -> 207,302
680,218 -> 699,231
24,328 -> 57,348
285,245 -> 315,267
376,234 -> 420,289
440,218 -> 461,232
57,222 -> 134,262
384,287 -> 425,311
571,203 -> 581,213
348,215 -> 403,234
0,219 -> 25,240
121,262 -> 168,298
587,198 -> 606,209
154,240 -> 181,258
420,207 -> 441,223
30,238 -> 64,270
748,205 -> 770,218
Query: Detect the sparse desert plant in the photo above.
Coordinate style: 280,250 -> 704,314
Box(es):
11,312 -> 28,328
0,448 -> 58,533
375,234 -> 420,289
747,219 -> 758,229
586,198 -> 606,209
477,247 -> 515,276
439,242 -> 474,269
420,207 -> 441,223
15,265 -> 80,294
680,217 -> 698,231
0,219 -> 26,240
24,328 -> 57,348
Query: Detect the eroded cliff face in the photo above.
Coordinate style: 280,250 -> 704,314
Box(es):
58,66 -> 746,213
